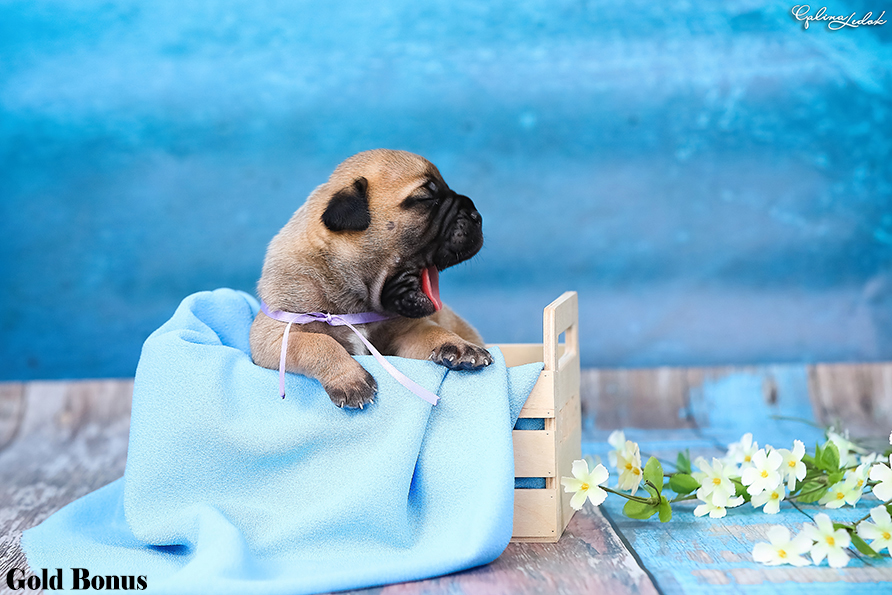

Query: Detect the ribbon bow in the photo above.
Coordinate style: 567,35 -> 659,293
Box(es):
260,301 -> 439,406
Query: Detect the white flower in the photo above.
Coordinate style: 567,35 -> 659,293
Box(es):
752,525 -> 812,566
607,430 -> 625,468
561,459 -> 609,510
726,432 -> 759,471
819,481 -> 860,509
857,506 -> 892,555
615,440 -> 642,496
692,457 -> 737,507
694,496 -> 743,519
802,513 -> 850,568
752,485 -> 786,514
740,448 -> 783,496
841,463 -> 870,506
776,440 -> 806,491
869,455 -> 892,502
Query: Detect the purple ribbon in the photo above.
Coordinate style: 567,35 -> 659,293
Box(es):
259,301 -> 439,406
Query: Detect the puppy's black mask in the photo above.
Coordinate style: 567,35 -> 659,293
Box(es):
380,181 -> 483,318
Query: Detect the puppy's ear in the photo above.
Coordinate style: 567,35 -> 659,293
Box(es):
322,177 -> 371,232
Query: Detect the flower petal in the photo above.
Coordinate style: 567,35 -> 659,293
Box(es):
767,525 -> 791,545
587,485 -> 607,507
826,547 -> 849,568
870,505 -> 892,526
561,477 -> 584,493
569,488 -> 588,510
752,542 -> 775,564
571,459 -> 591,481
591,463 -> 609,486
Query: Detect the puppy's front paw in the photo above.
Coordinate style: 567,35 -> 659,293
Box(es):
324,368 -> 377,409
429,342 -> 493,371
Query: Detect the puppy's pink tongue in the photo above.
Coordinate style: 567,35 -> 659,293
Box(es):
421,266 -> 442,312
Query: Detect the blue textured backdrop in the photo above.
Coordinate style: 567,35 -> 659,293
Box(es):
1,1 -> 891,380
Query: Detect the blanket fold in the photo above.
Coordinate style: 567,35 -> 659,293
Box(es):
23,288 -> 544,594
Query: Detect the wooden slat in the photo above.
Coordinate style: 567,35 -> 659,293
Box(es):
513,430 -> 555,477
512,488 -> 558,540
341,505 -> 660,594
543,292 -> 578,372
0,379 -> 133,588
517,371 -> 555,418
809,362 -> 892,437
557,394 -> 582,532
0,382 -> 24,451
582,367 -> 693,430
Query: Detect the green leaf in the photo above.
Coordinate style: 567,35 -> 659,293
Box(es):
733,480 -> 752,502
676,450 -> 692,474
827,471 -> 844,485
801,453 -> 816,466
796,482 -> 828,503
623,499 -> 659,520
820,442 -> 840,472
644,457 -> 664,493
644,483 -> 660,502
658,496 -> 672,523
669,473 -> 700,495
851,534 -> 882,558
814,443 -> 824,466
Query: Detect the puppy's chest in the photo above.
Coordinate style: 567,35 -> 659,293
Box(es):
331,326 -> 371,356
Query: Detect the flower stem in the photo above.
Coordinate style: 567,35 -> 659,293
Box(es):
852,498 -> 892,525
602,486 -> 653,504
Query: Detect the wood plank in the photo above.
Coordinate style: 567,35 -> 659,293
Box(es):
517,371 -> 555,418
0,380 -> 133,582
512,488 -> 558,540
582,367 -> 693,431
338,505 -> 659,594
808,362 -> 892,437
513,430 -> 555,477
543,292 -> 578,372
0,382 -> 24,451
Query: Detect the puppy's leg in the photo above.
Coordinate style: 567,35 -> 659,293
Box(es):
388,318 -> 493,371
250,317 -> 376,408
429,305 -> 485,346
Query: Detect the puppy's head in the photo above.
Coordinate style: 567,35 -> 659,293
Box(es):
305,149 -> 483,318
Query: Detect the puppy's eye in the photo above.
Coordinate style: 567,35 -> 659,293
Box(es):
427,181 -> 438,194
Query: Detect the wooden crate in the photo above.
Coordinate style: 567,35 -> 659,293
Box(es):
491,291 -> 581,543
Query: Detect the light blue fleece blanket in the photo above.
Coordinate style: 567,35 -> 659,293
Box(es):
23,289 -> 543,594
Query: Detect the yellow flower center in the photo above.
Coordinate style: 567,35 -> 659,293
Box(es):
857,479 -> 864,488
712,477 -> 722,486
744,455 -> 752,462
778,549 -> 787,559
771,492 -> 779,500
625,463 -> 632,470
836,492 -> 845,500
826,536 -> 835,546
580,483 -> 590,491
883,531 -> 891,540
788,461 -> 796,468
632,467 -> 641,476
760,470 -> 769,478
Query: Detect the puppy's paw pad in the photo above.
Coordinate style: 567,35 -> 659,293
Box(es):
325,369 -> 377,409
430,343 -> 493,371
